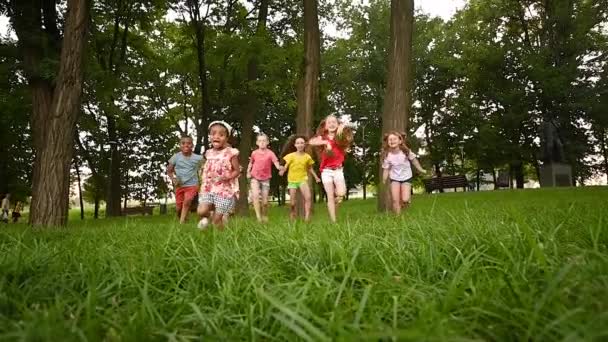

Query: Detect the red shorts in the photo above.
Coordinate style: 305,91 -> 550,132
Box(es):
176,185 -> 199,210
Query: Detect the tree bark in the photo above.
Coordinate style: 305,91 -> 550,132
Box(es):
11,0 -> 90,227
296,1 -> 320,135
237,0 -> 269,216
102,2 -> 131,217
296,0 -> 321,137
512,160 -> 525,189
186,0 -> 211,154
294,0 -> 321,217
378,0 -> 414,211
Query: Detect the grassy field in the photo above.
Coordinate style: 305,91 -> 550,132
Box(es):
0,188 -> 607,341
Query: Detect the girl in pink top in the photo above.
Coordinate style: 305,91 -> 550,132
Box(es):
246,133 -> 284,223
381,131 -> 426,214
197,121 -> 241,230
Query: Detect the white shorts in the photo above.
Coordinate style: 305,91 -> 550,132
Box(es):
321,168 -> 345,184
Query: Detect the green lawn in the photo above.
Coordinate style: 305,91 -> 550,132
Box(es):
1,188 -> 607,341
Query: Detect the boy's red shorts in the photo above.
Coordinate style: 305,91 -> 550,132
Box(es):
176,185 -> 199,210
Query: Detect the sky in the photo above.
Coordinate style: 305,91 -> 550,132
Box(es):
0,1 -> 467,38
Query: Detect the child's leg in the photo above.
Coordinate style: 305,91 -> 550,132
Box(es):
390,181 -> 402,214
322,178 -> 337,223
175,187 -> 185,220
250,179 -> 262,221
299,182 -> 312,222
212,195 -> 235,229
333,169 -> 346,203
401,183 -> 412,209
197,203 -> 212,218
180,186 -> 198,224
260,182 -> 270,222
212,212 -> 225,229
288,188 -> 298,220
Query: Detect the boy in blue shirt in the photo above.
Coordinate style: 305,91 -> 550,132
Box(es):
167,136 -> 204,224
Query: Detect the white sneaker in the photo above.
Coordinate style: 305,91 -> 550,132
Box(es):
197,218 -> 209,230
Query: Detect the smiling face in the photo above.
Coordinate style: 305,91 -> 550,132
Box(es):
325,115 -> 339,133
295,137 -> 306,152
256,135 -> 269,149
179,137 -> 194,155
209,124 -> 229,150
387,133 -> 402,149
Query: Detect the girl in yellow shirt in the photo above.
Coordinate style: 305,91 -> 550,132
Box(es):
279,135 -> 320,221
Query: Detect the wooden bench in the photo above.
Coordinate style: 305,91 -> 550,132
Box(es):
423,175 -> 468,193
122,206 -> 154,216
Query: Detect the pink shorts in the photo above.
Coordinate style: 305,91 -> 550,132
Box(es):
176,185 -> 199,210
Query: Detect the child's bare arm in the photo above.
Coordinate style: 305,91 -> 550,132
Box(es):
412,158 -> 427,174
246,158 -> 253,178
309,167 -> 320,183
279,162 -> 288,176
382,169 -> 390,184
308,136 -> 329,146
226,156 -> 241,180
167,163 -> 175,177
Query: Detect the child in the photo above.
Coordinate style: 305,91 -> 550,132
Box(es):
247,134 -> 283,223
279,135 -> 320,221
12,201 -> 23,223
381,131 -> 426,214
1,193 -> 10,223
197,121 -> 241,230
309,114 -> 353,223
167,136 -> 204,224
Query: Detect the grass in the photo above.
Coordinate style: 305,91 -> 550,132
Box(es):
0,187 -> 607,341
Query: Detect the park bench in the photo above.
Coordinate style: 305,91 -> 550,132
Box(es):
423,175 -> 468,193
122,206 -> 154,216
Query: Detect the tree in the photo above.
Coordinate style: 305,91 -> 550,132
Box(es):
236,0 -> 270,215
290,0 -> 321,216
296,0 -> 321,137
7,0 -> 90,226
378,0 -> 414,211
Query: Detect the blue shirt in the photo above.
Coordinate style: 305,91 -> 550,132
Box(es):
169,152 -> 204,187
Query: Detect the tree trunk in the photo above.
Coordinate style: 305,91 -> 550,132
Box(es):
105,120 -> 122,217
476,168 -> 481,191
98,2 -> 131,217
187,0 -> 211,154
75,159 -> 85,220
492,168 -> 498,190
237,0 -> 269,216
295,0 -> 321,217
600,129 -> 608,184
12,0 -> 90,227
378,0 -> 414,211
94,198 -> 99,219
512,160 -> 525,189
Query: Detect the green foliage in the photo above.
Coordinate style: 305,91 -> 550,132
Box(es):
0,48 -> 33,200
0,188 -> 607,339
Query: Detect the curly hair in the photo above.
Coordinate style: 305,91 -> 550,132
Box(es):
380,131 -> 411,161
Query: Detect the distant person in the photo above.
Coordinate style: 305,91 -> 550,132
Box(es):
381,131 -> 427,214
1,194 -> 10,223
247,133 -> 284,223
167,136 -> 204,224
12,201 -> 23,223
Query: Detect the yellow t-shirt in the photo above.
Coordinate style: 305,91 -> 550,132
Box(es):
283,152 -> 314,183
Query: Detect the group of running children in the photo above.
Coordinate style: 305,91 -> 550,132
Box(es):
167,114 -> 426,229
